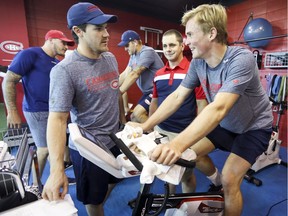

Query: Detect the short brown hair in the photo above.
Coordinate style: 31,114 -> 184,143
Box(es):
163,29 -> 183,44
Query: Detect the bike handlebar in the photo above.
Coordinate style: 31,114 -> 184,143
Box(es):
109,133 -> 195,171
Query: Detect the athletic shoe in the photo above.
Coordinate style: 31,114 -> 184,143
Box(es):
208,184 -> 223,192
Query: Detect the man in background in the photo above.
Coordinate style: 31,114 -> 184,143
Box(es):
2,30 -> 74,187
118,30 -> 164,123
150,29 -> 221,193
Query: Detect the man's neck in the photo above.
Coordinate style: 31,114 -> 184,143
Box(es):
205,44 -> 227,68
135,44 -> 143,54
77,45 -> 101,59
41,44 -> 55,58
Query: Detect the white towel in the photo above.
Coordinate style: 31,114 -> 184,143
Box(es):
140,149 -> 196,185
116,126 -> 197,185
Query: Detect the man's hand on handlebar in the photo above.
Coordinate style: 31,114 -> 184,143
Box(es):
149,143 -> 182,166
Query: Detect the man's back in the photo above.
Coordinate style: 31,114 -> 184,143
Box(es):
129,45 -> 164,94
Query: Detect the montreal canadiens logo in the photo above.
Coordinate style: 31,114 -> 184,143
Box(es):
111,79 -> 119,89
0,40 -> 24,55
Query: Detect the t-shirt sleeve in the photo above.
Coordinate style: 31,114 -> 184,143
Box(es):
8,49 -> 36,76
49,64 -> 74,112
137,49 -> 157,69
181,61 -> 200,90
219,51 -> 256,96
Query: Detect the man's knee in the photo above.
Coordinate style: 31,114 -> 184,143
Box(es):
195,155 -> 216,176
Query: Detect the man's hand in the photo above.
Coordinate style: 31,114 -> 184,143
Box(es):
126,121 -> 153,133
126,121 -> 142,128
149,143 -> 182,166
7,110 -> 22,128
42,171 -> 68,201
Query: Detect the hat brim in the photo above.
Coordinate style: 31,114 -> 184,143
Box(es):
87,14 -> 118,26
60,38 -> 75,46
118,40 -> 129,47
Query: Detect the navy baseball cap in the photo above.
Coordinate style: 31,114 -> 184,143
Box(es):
118,30 -> 140,47
67,2 -> 118,29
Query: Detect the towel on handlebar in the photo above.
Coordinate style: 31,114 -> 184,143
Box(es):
116,125 -> 196,185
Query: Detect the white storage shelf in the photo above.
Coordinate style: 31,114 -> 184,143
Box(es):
264,52 -> 288,68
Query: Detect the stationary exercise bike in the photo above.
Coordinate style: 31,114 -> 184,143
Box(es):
68,123 -> 224,216
109,133 -> 224,216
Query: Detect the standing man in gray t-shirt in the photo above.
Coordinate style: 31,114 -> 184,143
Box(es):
42,3 -> 125,216
129,4 -> 273,216
118,30 -> 164,123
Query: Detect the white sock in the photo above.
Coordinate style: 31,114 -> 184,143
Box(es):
207,168 -> 222,186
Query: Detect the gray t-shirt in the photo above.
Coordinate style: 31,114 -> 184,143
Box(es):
49,50 -> 120,150
128,45 -> 164,94
181,46 -> 273,133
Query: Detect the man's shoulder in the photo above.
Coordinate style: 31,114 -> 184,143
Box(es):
141,45 -> 156,53
227,46 -> 252,56
101,51 -> 116,59
155,66 -> 166,76
16,47 -> 41,56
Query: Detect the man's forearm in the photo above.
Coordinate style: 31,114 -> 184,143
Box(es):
47,113 -> 69,173
120,66 -> 145,94
2,77 -> 18,111
119,73 -> 138,93
149,98 -> 158,117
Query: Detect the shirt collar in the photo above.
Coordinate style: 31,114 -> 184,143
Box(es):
163,56 -> 189,72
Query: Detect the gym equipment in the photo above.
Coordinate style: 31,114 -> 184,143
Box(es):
0,128 -> 39,212
244,75 -> 287,186
69,123 -> 224,216
244,18 -> 273,48
230,13 -> 287,47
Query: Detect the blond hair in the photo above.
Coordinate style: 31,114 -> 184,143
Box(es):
181,4 -> 228,44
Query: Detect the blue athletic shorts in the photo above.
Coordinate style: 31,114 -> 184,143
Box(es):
70,146 -> 122,205
206,125 -> 272,165
138,92 -> 153,111
23,111 -> 48,148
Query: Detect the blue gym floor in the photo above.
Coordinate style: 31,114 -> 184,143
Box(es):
42,147 -> 287,216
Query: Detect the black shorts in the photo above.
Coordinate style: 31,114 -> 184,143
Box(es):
70,146 -> 122,205
206,125 -> 272,165
138,92 -> 153,111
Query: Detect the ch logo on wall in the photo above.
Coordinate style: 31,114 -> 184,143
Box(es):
0,40 -> 24,55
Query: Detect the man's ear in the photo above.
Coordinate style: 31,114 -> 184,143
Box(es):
209,27 -> 217,40
72,26 -> 82,36
134,40 -> 139,45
